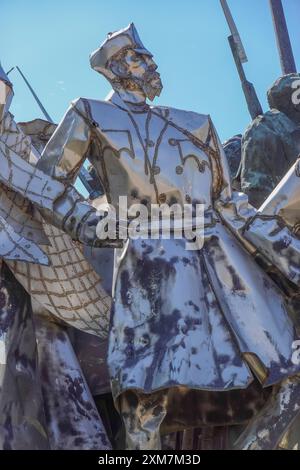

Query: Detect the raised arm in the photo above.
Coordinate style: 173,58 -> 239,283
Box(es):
37,98 -> 100,245
38,98 -> 92,183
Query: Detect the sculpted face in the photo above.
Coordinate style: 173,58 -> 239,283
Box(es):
111,49 -> 163,101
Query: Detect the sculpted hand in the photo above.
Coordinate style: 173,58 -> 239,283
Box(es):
78,211 -> 123,248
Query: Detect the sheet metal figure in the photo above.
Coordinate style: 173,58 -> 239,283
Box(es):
21,119 -> 112,450
0,63 -> 111,449
0,261 -> 49,449
37,24 -> 300,449
17,119 -> 112,449
0,65 -> 111,336
0,62 -> 51,449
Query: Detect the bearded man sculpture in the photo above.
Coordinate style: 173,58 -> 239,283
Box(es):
37,24 -> 300,450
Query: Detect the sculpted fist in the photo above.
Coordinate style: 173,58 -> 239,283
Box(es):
77,211 -> 123,248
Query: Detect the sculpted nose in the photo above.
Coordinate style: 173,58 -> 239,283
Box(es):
150,63 -> 158,71
146,57 -> 158,71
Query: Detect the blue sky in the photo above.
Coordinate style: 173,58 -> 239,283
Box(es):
2,0 -> 299,144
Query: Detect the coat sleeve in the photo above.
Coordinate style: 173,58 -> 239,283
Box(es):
38,98 -> 92,183
36,99 -> 97,241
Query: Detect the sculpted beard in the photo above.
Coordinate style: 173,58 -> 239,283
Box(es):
111,71 -> 162,101
142,70 -> 163,101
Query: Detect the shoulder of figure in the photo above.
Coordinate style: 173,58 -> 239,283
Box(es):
151,105 -> 211,143
152,106 -> 210,132
72,97 -> 115,111
70,97 -> 120,125
153,104 -> 209,124
243,111 -> 294,147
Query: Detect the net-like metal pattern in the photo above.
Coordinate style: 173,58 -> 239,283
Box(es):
8,222 -> 111,337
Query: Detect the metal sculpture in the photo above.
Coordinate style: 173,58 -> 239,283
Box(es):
35,24 -> 300,449
0,63 -> 111,449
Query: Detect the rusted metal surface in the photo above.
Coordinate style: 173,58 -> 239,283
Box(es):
69,328 -> 111,396
117,389 -> 168,450
34,315 -> 111,450
234,375 -> 300,450
0,262 -> 49,449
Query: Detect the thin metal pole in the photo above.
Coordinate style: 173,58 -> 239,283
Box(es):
6,66 -> 15,76
269,0 -> 296,74
15,66 -> 54,123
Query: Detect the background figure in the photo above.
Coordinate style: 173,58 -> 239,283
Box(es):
241,73 -> 300,208
222,134 -> 242,188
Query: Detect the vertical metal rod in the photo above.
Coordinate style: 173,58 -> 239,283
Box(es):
269,0 -> 297,74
